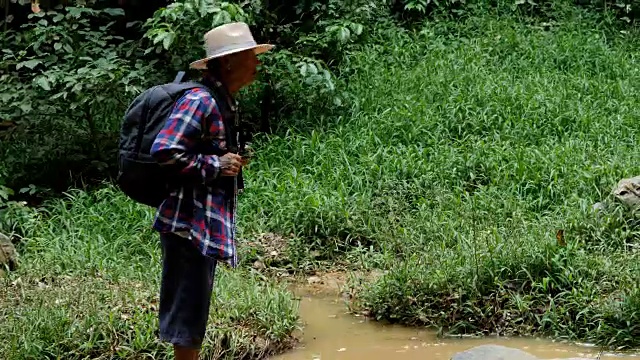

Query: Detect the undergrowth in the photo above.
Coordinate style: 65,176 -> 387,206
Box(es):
3,5 -> 640,356
236,13 -> 640,349
0,188 -> 299,360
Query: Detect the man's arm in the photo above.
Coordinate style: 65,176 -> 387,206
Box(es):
150,89 -> 222,185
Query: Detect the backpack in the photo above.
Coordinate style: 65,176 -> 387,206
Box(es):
116,72 -> 237,208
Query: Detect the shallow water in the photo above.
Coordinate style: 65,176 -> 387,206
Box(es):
273,293 -> 639,360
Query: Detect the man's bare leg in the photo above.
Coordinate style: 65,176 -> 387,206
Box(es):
174,345 -> 198,360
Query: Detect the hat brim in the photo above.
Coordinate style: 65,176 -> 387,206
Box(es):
189,44 -> 274,70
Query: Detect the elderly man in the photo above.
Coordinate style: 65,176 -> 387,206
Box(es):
149,22 -> 273,360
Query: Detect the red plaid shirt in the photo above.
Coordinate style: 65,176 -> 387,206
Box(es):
150,87 -> 237,268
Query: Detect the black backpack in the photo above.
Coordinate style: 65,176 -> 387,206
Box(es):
116,72 -> 236,208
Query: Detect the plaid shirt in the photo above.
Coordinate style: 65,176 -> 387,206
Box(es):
150,86 -> 238,268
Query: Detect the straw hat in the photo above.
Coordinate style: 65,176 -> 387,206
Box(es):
189,22 -> 274,70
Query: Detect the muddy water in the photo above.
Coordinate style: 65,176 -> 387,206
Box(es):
273,293 -> 639,360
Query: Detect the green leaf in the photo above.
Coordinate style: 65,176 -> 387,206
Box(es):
352,24 -> 364,36
17,59 -> 42,70
323,69 -> 332,82
163,32 -> 175,50
338,27 -> 350,42
34,76 -> 51,91
153,32 -> 167,45
103,8 -> 125,16
67,7 -> 92,19
54,42 -> 62,51
0,187 -> 13,201
19,103 -> 33,113
308,63 -> 318,75
44,55 -> 59,64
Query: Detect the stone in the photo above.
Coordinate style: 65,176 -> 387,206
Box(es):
451,345 -> 539,360
613,175 -> 640,209
0,232 -> 18,275
592,201 -> 606,212
451,345 -> 591,360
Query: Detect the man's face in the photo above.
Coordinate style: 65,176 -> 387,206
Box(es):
220,50 -> 259,93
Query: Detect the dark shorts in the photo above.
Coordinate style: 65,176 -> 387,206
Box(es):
159,232 -> 217,348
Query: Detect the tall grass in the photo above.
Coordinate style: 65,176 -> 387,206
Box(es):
3,8 -> 640,355
0,187 -> 299,359
237,13 -> 640,348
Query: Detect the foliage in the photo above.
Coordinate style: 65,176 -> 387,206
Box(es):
0,4 -> 159,194
2,0 -> 636,195
0,186 -> 299,359
0,0 -> 393,194
142,0 -> 392,133
0,172 -> 37,235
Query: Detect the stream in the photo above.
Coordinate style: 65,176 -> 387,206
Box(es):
272,290 -> 639,360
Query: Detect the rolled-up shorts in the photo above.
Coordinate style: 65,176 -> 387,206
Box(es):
159,232 -> 217,348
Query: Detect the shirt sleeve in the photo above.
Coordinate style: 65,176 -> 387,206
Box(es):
150,88 -> 223,185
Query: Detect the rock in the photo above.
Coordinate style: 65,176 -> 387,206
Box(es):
452,345 -> 539,360
613,175 -> 640,209
451,345 -> 590,360
592,201 -> 606,212
0,232 -> 18,275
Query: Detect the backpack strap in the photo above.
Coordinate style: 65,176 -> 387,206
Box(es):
133,87 -> 156,155
173,71 -> 186,83
170,74 -> 238,153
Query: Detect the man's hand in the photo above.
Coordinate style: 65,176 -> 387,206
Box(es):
240,145 -> 253,167
220,153 -> 243,176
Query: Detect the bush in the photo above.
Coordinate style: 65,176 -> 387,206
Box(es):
0,4 -> 159,194
0,0 -> 392,195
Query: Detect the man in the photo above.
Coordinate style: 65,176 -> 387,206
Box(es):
149,22 -> 274,360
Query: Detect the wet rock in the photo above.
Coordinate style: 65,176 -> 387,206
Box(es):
0,232 -> 18,275
451,345 -> 590,360
252,260 -> 266,270
592,201 -> 606,212
452,345 -> 538,360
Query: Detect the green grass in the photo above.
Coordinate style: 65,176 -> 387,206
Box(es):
4,8 -> 640,356
0,187 -> 299,359
236,13 -> 640,349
